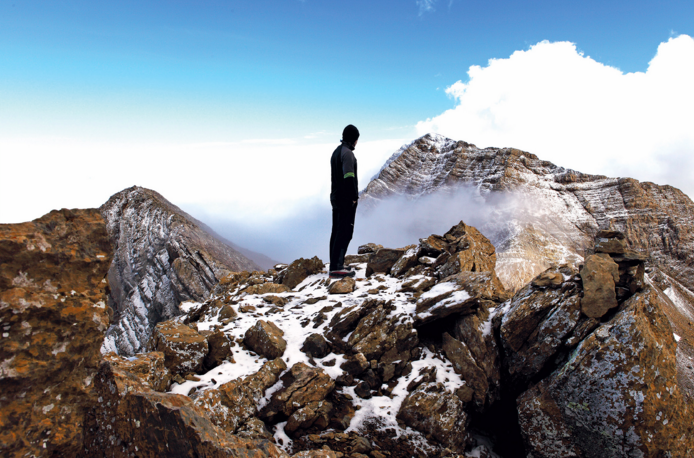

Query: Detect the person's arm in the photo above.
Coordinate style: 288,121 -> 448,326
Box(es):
342,150 -> 359,203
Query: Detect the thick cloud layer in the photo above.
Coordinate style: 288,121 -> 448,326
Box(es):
416,35 -> 694,199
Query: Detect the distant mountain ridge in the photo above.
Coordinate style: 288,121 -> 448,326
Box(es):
360,133 -> 694,297
101,186 -> 262,355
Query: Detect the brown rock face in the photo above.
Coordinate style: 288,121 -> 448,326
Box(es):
84,359 -> 288,458
441,333 -> 488,408
280,256 -> 324,289
101,186 -> 261,355
245,282 -> 291,295
244,320 -> 287,359
204,330 -> 234,370
365,248 -> 406,277
500,265 -> 589,387
194,358 -> 286,435
580,253 -> 620,318
328,276 -> 356,294
260,363 -> 335,424
396,382 -> 469,453
0,208 -> 112,458
103,351 -> 171,391
151,319 -> 209,376
517,287 -> 694,457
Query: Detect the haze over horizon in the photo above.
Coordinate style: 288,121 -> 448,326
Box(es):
2,1 -> 693,262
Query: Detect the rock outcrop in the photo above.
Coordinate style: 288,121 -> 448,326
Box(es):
0,209 -> 112,458
100,186 -> 261,355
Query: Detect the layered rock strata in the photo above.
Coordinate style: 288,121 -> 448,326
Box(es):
360,133 -> 694,297
100,186 -> 260,355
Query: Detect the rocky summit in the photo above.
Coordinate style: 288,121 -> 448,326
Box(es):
5,206 -> 691,457
360,133 -> 694,300
100,186 -> 261,356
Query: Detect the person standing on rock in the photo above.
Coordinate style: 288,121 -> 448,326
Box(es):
329,125 -> 360,279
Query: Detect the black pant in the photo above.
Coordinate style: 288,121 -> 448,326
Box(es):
329,201 -> 357,271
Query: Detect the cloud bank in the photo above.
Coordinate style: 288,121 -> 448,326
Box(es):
416,35 -> 694,199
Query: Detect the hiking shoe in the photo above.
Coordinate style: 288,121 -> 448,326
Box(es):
329,270 -> 356,279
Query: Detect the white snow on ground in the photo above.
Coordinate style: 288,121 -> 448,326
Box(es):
165,259 -> 484,455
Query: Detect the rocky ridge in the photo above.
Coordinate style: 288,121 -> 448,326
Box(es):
81,222 -> 694,457
100,186 -> 261,356
360,133 -> 694,300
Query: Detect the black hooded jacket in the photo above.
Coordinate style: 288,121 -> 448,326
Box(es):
330,142 -> 358,207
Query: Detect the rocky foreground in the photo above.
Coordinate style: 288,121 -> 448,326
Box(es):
3,207 -> 692,457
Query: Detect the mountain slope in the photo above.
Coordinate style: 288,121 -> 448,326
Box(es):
100,186 -> 261,355
360,133 -> 694,296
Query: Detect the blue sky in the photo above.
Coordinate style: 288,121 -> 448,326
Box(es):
2,0 -> 691,143
1,1 -> 693,261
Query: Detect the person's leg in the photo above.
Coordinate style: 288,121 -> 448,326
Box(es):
329,204 -> 339,271
335,203 -> 357,270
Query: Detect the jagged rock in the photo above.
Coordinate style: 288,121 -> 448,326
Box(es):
517,287 -> 694,457
437,222 -> 497,277
453,306 -> 501,405
281,256 -> 324,289
531,270 -> 564,287
354,381 -> 372,399
245,282 -> 291,295
365,248 -> 406,277
418,234 -> 448,257
302,333 -> 330,358
219,303 -> 238,320
260,363 -> 335,423
292,450 -> 339,458
414,271 -> 508,325
328,276 -> 356,294
594,229 -> 627,254
101,186 -> 260,355
237,416 -> 274,440
204,330 -> 234,370
244,320 -> 287,359
263,294 -> 289,307
285,400 -> 333,434
400,276 -> 436,294
500,265 -> 586,387
0,209 -> 112,458
396,382 -> 469,453
390,246 -> 419,277
442,333 -> 489,409
358,243 -> 382,254
194,358 -> 286,434
151,319 -> 209,376
103,351 -> 171,391
339,352 -> 369,377
344,253 -> 371,265
347,304 -> 418,363
84,359 -> 288,457
580,253 -> 620,318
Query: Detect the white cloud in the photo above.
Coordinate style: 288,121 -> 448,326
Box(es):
416,0 -> 436,16
416,35 -> 694,199
0,136 -> 407,225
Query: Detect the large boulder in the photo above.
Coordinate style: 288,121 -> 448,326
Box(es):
517,287 -> 694,457
580,253 -> 620,318
414,271 -> 508,326
436,221 -> 497,277
396,382 -> 470,453
244,320 -> 287,359
260,363 -> 335,424
204,330 -> 235,370
103,351 -> 171,392
151,319 -> 209,376
280,257 -> 324,289
194,358 -> 286,435
328,276 -> 355,294
84,359 -> 288,457
500,265 -> 589,387
0,209 -> 112,458
442,333 -> 490,409
365,248 -> 406,277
